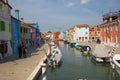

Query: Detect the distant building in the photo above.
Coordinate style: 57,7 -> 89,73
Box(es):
0,0 -> 12,55
89,26 -> 101,41
74,24 -> 89,42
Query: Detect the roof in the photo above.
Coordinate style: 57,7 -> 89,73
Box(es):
21,22 -> 36,29
0,0 -> 12,9
75,24 -> 89,28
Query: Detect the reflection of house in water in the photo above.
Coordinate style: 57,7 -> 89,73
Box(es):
98,10 -> 120,46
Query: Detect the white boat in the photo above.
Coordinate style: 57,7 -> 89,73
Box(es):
48,42 -> 62,67
91,44 -> 110,62
112,54 -> 120,75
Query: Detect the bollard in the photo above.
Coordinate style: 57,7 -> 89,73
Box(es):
41,63 -> 47,80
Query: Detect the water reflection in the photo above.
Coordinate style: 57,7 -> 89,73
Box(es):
38,41 -> 120,80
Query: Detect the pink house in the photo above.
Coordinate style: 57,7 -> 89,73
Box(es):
30,26 -> 36,45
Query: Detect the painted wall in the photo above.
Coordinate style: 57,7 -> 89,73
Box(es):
74,26 -> 89,42
0,1 -> 12,55
11,16 -> 21,54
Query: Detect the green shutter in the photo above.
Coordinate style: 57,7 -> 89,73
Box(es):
0,2 -> 2,9
0,21 -> 5,31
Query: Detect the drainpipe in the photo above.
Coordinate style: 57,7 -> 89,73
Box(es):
118,18 -> 120,46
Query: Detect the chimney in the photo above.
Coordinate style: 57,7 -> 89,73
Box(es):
20,18 -> 24,23
15,9 -> 20,20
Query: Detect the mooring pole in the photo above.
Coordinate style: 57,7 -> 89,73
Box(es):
41,63 -> 47,80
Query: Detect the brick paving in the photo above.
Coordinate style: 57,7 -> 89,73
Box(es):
0,43 -> 50,80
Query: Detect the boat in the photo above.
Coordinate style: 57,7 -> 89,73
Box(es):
112,54 -> 120,75
91,44 -> 110,62
69,42 -> 76,47
74,43 -> 82,50
48,42 -> 62,68
81,46 -> 91,55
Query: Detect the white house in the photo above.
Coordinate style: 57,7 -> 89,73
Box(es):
0,0 -> 12,56
74,24 -> 89,42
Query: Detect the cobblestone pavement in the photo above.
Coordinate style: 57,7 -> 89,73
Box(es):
0,43 -> 49,80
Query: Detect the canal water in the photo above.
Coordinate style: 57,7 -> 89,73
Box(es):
38,41 -> 120,80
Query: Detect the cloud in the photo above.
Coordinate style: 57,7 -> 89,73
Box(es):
66,2 -> 75,8
80,0 -> 89,4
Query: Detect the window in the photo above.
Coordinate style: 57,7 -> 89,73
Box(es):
0,21 -> 5,31
89,32 -> 92,34
0,2 -> 2,9
95,32 -> 97,34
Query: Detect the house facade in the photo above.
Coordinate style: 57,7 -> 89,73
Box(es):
74,24 -> 89,42
11,16 -> 21,54
89,26 -> 101,41
0,0 -> 12,56
98,10 -> 120,46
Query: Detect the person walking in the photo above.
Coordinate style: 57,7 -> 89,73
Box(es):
23,46 -> 27,58
18,44 -> 22,58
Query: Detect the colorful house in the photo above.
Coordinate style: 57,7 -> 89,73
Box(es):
11,16 -> 21,54
89,26 -> 101,41
53,32 -> 60,40
29,25 -> 36,45
74,24 -> 89,42
0,0 -> 12,56
29,23 -> 40,42
21,22 -> 31,47
98,10 -> 120,46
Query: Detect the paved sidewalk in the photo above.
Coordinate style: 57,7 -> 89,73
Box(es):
0,43 -> 50,80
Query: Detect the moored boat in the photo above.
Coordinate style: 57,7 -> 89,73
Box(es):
91,44 -> 110,62
74,43 -> 82,50
48,42 -> 62,68
112,54 -> 120,75
81,46 -> 91,55
69,42 -> 76,47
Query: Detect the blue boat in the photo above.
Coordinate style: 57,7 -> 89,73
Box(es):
75,44 -> 82,50
81,46 -> 91,55
69,42 -> 76,47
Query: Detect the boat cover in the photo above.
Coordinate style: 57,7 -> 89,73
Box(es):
92,44 -> 108,57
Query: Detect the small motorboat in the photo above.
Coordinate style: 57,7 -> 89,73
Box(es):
69,42 -> 76,47
81,46 -> 91,55
48,43 -> 62,68
112,54 -> 120,75
75,43 -> 82,50
91,44 -> 110,62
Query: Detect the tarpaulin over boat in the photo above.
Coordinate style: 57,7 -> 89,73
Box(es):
92,44 -> 108,57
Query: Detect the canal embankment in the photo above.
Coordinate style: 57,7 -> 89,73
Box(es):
0,43 -> 50,80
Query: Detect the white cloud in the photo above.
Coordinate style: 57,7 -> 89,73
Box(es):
66,2 -> 75,8
80,0 -> 89,4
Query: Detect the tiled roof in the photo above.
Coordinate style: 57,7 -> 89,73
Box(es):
75,24 -> 89,28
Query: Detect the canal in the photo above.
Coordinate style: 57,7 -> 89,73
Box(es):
39,41 -> 120,80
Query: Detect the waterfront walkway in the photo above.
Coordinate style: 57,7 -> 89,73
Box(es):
0,43 -> 50,80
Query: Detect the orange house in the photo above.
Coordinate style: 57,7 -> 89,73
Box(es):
89,26 -> 101,41
99,20 -> 119,45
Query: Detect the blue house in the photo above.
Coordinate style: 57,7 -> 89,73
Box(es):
11,16 -> 21,54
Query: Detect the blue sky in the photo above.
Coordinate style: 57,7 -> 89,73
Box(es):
9,0 -> 120,32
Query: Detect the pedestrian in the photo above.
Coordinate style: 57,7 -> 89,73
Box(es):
23,46 -> 27,58
18,44 -> 22,58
